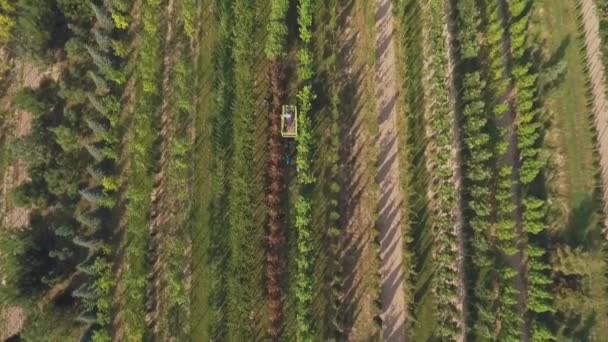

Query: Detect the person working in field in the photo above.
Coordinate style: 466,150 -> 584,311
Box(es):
284,108 -> 294,128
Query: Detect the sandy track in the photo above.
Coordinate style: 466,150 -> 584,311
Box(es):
577,0 -> 608,234
374,0 -> 407,340
337,0 -> 382,339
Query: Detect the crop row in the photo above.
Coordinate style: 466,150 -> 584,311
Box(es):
78,2 -> 132,340
293,0 -> 317,339
225,0 -> 267,339
480,1 -> 523,339
453,0 -> 499,338
420,0 -> 463,339
121,0 -> 164,339
505,0 -> 554,339
455,0 -> 553,339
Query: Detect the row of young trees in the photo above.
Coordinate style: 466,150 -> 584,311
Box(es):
452,0 -> 500,339
121,0 -> 164,340
75,1 -> 131,340
454,0 -> 554,339
149,52 -> 195,340
504,0 -> 554,339
293,0 -> 317,339
419,0 -> 463,339
143,3 -> 198,336
482,1 -> 522,339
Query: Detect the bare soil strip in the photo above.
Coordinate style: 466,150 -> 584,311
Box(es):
265,60 -> 286,340
374,0 -> 407,340
337,0 -> 382,339
578,0 -> 608,233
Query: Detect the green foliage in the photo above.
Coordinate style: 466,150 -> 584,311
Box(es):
56,0 -> 93,22
224,0 -> 266,339
15,0 -> 61,61
120,0 -> 163,339
0,0 -> 15,52
290,0 -> 320,338
293,196 -> 314,339
3,0 -> 130,334
182,0 -> 197,38
503,0 -> 553,337
420,1 -> 463,338
264,0 -> 289,59
91,2 -> 113,29
93,256 -> 113,326
50,125 -> 80,152
296,85 -> 315,185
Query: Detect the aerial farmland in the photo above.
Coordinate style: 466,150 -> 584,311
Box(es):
0,0 -> 607,340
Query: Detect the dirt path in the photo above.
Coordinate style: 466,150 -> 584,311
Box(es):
265,60 -> 286,340
374,0 -> 407,340
337,0 -> 382,339
578,0 -> 608,234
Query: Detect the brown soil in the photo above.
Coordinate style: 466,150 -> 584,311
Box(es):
265,59 -> 286,340
374,0 -> 408,340
337,0 -> 383,340
0,306 -> 26,340
577,0 -> 608,235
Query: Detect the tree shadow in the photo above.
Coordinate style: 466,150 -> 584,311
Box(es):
563,191 -> 601,248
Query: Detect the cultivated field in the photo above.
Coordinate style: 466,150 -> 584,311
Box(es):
0,0 -> 606,341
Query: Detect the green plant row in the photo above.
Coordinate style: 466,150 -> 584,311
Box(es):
192,0 -> 234,339
154,26 -> 196,337
468,1 -> 521,339
121,0 -> 164,340
225,0 -> 267,339
82,2 -> 132,340
505,1 -> 554,340
265,0 -> 289,59
421,1 -> 462,339
293,0 -> 317,339
453,1 -> 502,340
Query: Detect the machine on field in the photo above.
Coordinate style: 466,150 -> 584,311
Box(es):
281,105 -> 297,165
281,105 -> 297,138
